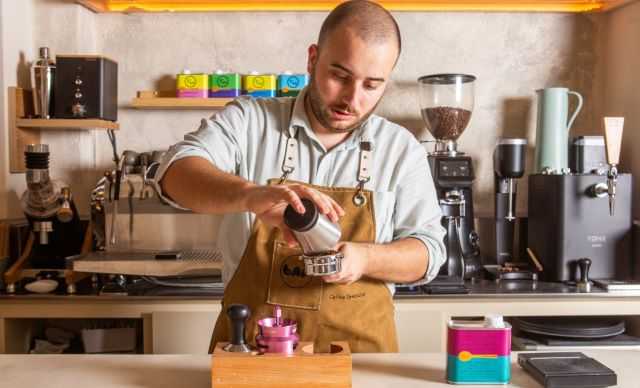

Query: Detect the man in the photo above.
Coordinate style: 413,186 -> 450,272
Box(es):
156,0 -> 445,353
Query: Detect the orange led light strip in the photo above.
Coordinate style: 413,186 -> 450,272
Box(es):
79,0 -> 608,13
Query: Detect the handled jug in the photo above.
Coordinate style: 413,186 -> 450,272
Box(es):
534,87 -> 583,173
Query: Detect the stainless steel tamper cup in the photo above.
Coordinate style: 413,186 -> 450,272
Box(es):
283,198 -> 343,276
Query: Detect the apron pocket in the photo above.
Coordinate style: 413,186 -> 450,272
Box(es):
266,241 -> 323,310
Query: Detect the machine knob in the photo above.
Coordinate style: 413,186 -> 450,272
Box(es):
577,258 -> 592,292
71,103 -> 87,117
223,304 -> 252,353
57,187 -> 74,223
590,182 -> 609,198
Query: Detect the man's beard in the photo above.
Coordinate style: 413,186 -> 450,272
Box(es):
306,73 -> 379,134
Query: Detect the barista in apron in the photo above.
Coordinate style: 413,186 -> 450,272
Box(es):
209,124 -> 398,353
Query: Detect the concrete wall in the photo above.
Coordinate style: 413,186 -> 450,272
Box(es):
1,1 -> 606,225
602,0 -> 640,219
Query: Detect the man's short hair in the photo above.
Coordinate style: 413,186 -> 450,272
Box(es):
317,0 -> 402,57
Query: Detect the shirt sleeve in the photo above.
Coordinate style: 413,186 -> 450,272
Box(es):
392,140 -> 446,285
150,98 -> 250,210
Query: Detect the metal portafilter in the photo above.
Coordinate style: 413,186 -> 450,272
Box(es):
223,304 -> 252,353
493,138 -> 527,265
283,198 -> 343,276
440,190 -> 466,279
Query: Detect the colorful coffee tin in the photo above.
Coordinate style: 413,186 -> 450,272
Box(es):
277,73 -> 308,97
446,316 -> 511,385
243,73 -> 276,98
176,70 -> 208,98
209,71 -> 241,98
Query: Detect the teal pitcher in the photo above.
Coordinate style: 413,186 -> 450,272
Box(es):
534,87 -> 583,173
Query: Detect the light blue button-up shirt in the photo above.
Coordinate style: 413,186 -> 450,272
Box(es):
154,88 -> 446,292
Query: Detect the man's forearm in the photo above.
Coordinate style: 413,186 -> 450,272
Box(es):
363,238 -> 429,283
160,156 -> 254,214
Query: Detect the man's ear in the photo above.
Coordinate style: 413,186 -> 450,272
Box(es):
307,44 -> 318,74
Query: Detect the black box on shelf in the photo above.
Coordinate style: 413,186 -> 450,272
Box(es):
54,55 -> 118,121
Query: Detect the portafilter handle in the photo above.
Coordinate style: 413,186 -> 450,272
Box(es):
223,304 -> 252,353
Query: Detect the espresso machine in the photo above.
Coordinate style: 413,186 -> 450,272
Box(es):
528,117 -> 633,283
417,74 -> 483,285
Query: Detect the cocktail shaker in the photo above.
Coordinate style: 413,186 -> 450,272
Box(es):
31,47 -> 55,119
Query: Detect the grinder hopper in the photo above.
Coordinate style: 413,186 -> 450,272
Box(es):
417,73 -> 476,155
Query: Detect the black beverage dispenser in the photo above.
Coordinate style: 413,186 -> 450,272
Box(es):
528,117 -> 633,283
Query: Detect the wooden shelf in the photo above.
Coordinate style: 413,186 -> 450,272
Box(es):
77,0 -> 632,13
16,118 -> 119,130
131,90 -> 232,109
8,87 -> 120,173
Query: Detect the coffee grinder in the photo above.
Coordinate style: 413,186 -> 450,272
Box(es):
4,144 -> 87,294
490,138 -> 536,280
417,74 -> 482,285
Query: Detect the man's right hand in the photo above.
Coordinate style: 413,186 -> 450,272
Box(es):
244,184 -> 345,247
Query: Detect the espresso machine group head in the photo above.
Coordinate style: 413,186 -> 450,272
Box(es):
493,138 -> 527,266
417,74 -> 482,284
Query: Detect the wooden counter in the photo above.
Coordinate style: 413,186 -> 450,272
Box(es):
1,350 -> 638,387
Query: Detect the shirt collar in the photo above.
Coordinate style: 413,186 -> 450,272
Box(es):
289,87 -> 374,153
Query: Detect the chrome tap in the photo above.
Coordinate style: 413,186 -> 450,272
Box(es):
606,164 -> 618,216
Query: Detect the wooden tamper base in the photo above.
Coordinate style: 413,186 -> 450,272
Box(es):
211,341 -> 352,388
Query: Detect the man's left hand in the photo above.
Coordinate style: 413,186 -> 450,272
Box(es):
322,242 -> 371,285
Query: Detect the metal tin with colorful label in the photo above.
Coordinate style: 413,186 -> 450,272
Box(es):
446,317 -> 511,385
277,73 -> 308,97
209,72 -> 241,98
242,73 -> 276,98
177,71 -> 208,98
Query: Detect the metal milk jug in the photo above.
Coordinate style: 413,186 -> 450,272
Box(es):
534,87 -> 583,173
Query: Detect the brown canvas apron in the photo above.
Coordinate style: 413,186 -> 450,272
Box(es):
209,124 -> 398,353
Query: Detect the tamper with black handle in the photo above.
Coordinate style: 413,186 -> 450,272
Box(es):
577,258 -> 592,292
223,304 -> 252,352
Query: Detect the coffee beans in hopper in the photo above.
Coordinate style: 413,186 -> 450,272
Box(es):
421,107 -> 472,141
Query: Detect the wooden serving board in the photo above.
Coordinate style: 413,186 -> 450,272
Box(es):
211,341 -> 352,388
